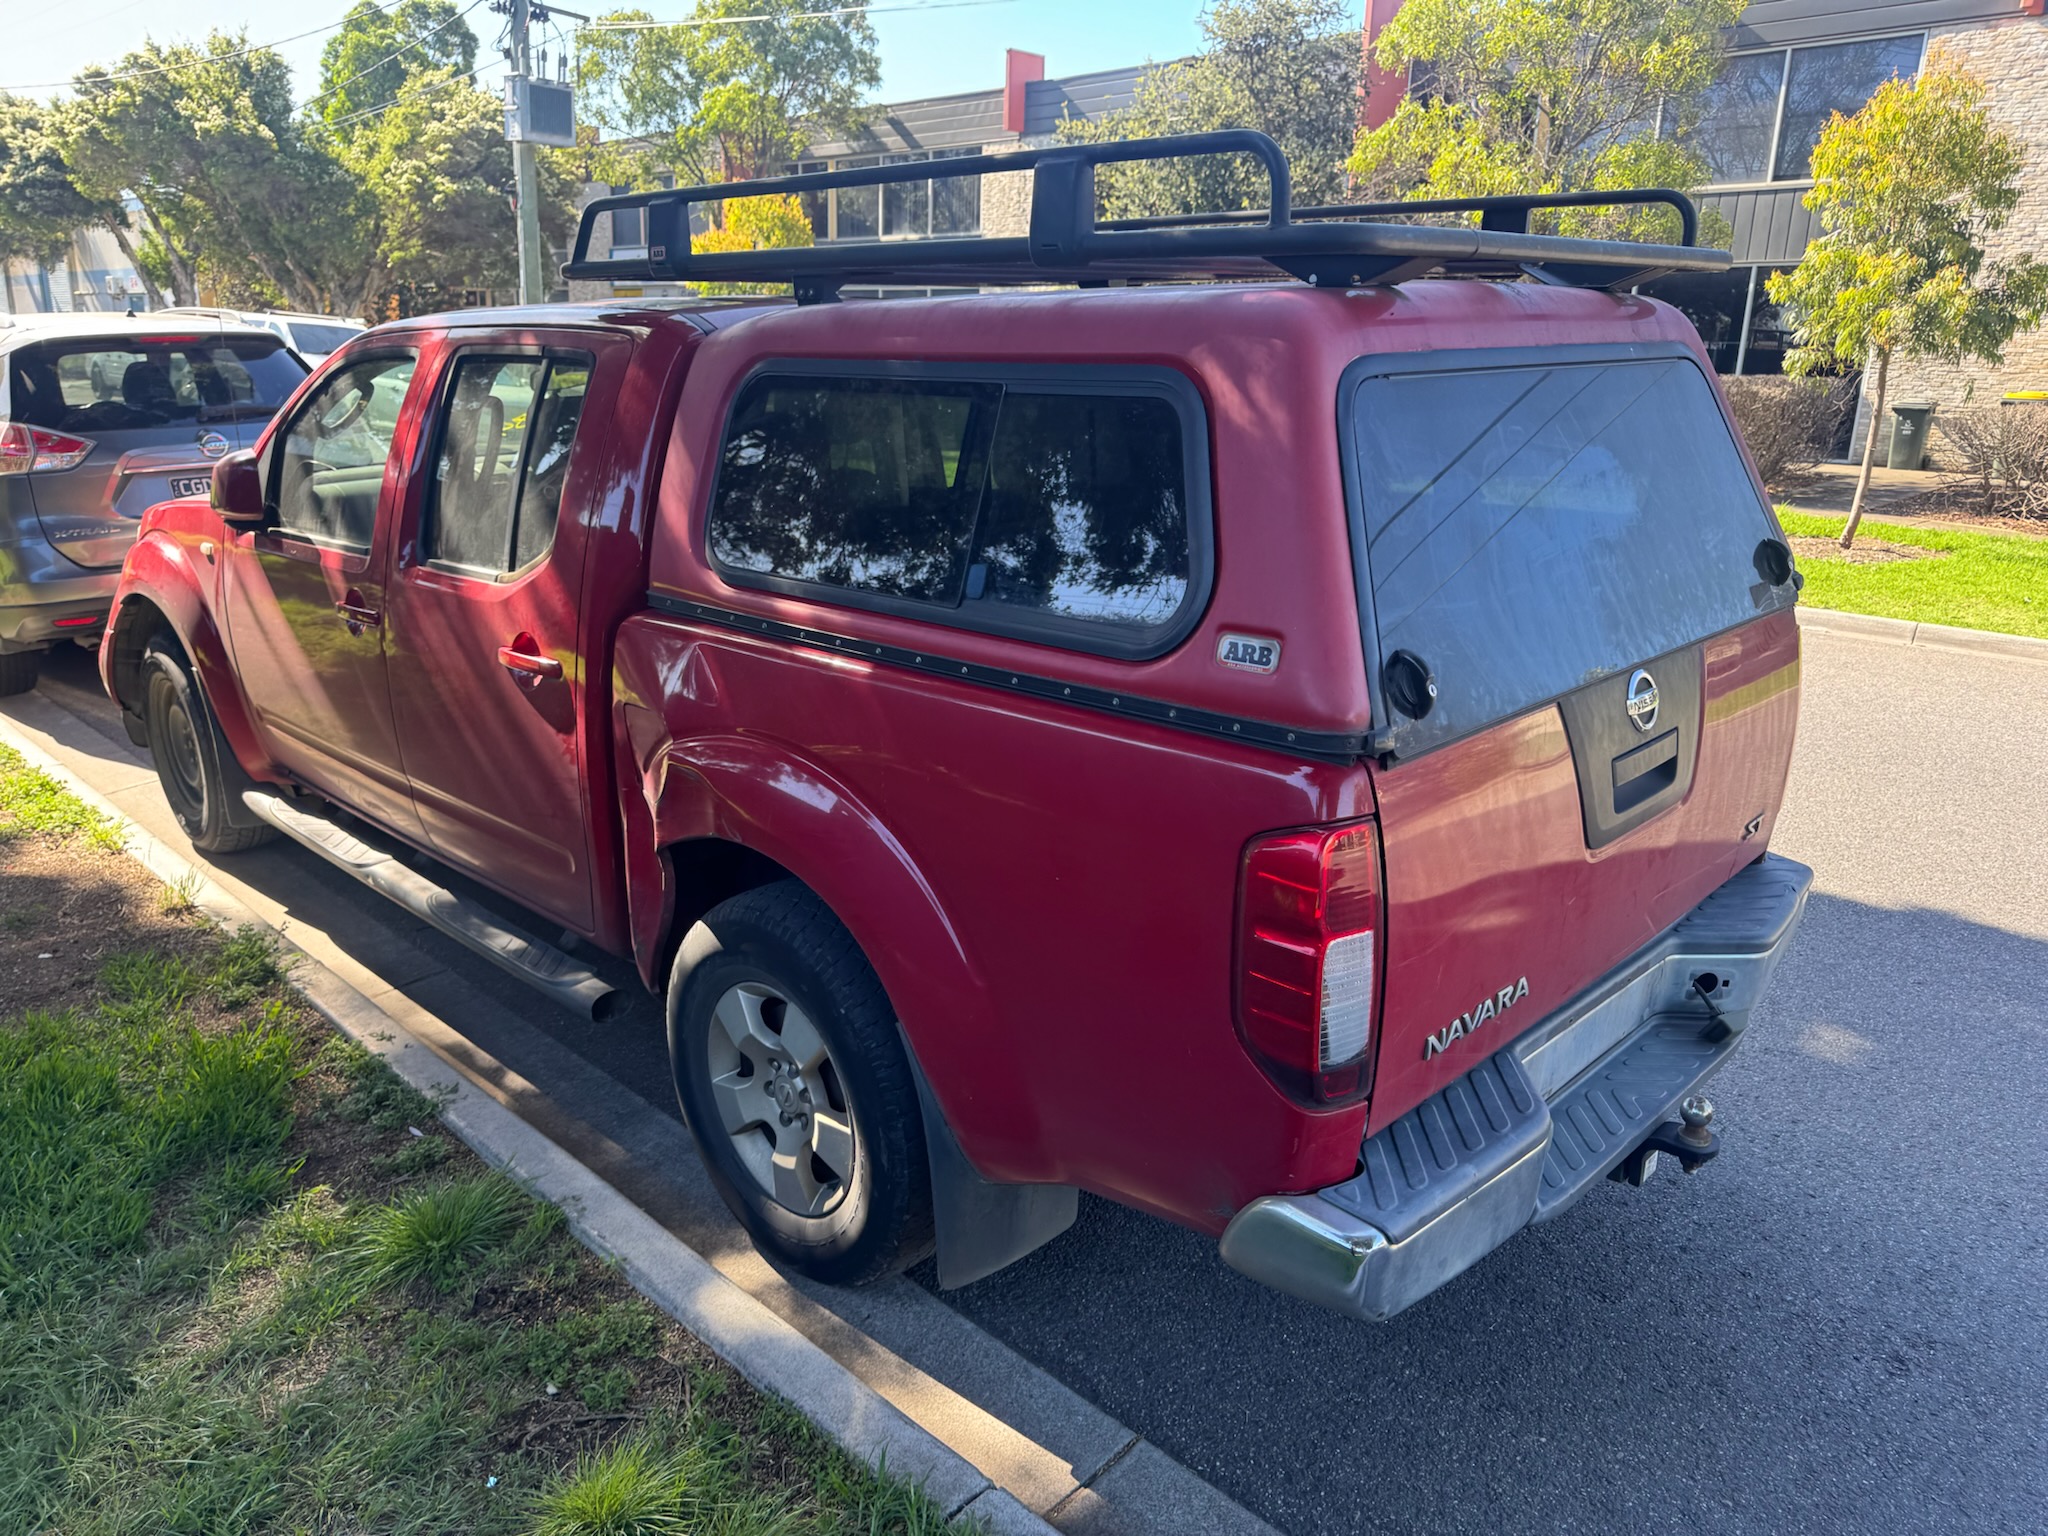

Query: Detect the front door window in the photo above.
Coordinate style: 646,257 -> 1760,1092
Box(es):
272,354 -> 418,548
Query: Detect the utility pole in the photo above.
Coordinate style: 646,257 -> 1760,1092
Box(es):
509,0 -> 546,305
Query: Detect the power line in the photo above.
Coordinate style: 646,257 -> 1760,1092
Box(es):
579,0 -> 1020,33
1,0 -> 407,94
304,0 -> 488,112
323,63 -> 494,129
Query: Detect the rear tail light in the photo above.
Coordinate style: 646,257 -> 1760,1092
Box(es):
1235,820 -> 1383,1105
0,422 -> 95,475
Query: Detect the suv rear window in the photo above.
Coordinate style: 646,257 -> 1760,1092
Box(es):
708,370 -> 1201,652
1348,352 -> 1791,753
5,334 -> 306,433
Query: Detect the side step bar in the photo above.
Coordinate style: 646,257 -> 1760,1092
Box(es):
241,790 -> 621,1023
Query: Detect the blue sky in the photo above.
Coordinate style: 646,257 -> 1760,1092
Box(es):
4,1 -> 1264,106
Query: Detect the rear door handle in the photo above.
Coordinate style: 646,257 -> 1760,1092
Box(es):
498,633 -> 563,685
336,592 -> 381,635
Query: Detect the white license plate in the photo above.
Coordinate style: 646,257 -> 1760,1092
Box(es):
167,474 -> 212,499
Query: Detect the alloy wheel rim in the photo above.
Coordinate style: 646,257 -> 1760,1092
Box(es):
704,981 -> 856,1217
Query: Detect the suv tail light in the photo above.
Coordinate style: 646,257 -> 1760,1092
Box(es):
0,422 -> 95,475
1235,820 -> 1382,1105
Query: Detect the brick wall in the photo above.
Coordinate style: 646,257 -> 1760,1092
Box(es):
1862,21 -> 2048,465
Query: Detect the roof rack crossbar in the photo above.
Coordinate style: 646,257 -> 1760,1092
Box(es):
561,130 -> 1725,296
1099,186 -> 1700,247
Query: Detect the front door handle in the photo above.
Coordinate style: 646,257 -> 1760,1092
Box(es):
336,590 -> 381,636
498,632 -> 563,686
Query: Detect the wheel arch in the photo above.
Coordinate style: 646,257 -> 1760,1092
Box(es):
103,537 -> 267,779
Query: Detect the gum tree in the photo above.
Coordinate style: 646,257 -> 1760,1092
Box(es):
1769,58 -> 2048,548
1347,0 -> 1743,242
576,0 -> 879,190
1057,0 -> 1364,216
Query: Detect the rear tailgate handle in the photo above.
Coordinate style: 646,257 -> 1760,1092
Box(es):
498,633 -> 563,685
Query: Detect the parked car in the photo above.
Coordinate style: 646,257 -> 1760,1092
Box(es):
0,312 -> 308,694
163,306 -> 368,367
100,136 -> 1811,1320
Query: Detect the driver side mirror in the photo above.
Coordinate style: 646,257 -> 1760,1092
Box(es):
211,449 -> 266,526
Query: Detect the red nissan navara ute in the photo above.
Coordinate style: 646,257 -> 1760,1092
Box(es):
101,134 -> 1810,1321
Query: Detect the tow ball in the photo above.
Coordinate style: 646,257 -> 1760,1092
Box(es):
1609,1096 -> 1720,1187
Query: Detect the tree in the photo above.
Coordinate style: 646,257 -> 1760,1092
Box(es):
691,190 -> 813,294
315,0 -> 479,141
1057,0 -> 1363,217
0,96 -> 121,274
59,33 -> 370,309
576,1 -> 879,192
1768,58 -> 2048,547
338,71 -> 581,312
1347,0 -> 1743,242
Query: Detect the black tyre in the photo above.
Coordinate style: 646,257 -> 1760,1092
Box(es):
668,881 -> 933,1286
0,651 -> 38,697
140,637 -> 274,854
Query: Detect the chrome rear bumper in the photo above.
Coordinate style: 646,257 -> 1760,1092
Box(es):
1219,854 -> 1813,1322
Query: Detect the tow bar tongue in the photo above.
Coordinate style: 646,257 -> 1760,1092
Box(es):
1611,1096 -> 1721,1187
240,790 -> 621,1023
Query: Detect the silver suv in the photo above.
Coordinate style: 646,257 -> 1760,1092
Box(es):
0,313 -> 307,694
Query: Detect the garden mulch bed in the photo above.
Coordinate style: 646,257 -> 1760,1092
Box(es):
1788,533 -> 1947,566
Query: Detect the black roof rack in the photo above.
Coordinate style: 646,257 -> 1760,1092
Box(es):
563,129 -> 1728,303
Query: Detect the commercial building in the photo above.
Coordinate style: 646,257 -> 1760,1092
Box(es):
1364,0 -> 2048,449
568,51 -> 1155,300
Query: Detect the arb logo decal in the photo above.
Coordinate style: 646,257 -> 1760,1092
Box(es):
1217,633 -> 1280,674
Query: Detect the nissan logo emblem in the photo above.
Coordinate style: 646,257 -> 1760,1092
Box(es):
1625,668 -> 1660,733
197,431 -> 231,459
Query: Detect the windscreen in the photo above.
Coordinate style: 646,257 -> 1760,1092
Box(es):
288,322 -> 363,356
1351,354 -> 1790,754
6,334 -> 307,433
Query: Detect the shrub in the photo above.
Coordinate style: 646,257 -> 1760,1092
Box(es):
1722,375 -> 1855,489
1935,404 -> 2048,519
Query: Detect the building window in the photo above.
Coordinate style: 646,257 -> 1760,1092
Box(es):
1639,265 -> 1799,376
610,187 -> 645,254
798,149 -> 982,242
1773,36 -> 1923,179
1689,35 -> 1923,187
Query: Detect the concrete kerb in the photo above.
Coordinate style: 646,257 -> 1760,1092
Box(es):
1797,604 -> 2048,663
0,714 -> 1055,1536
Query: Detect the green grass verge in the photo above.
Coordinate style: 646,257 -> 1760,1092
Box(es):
0,742 -> 123,850
1779,510 -> 2048,640
0,754 -> 967,1536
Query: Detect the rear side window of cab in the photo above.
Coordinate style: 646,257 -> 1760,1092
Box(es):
704,364 -> 1213,659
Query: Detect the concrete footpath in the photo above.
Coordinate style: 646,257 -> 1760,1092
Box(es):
0,665 -> 1278,1536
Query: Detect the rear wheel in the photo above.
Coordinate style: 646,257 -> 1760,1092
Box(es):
668,881 -> 933,1286
140,638 -> 274,854
0,651 -> 38,697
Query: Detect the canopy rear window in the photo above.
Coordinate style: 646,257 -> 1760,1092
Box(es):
1348,351 -> 1791,755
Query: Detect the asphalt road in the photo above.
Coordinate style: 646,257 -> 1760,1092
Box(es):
27,628 -> 2048,1535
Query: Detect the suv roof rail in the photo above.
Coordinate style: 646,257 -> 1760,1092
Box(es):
562,129 -> 1727,303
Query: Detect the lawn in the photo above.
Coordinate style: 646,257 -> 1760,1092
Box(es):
1778,510 -> 2048,641
0,742 -> 963,1536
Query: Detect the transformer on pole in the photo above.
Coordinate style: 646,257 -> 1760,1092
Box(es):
499,0 -> 584,303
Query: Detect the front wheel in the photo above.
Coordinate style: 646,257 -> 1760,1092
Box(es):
668,881 -> 933,1286
140,638 -> 274,854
